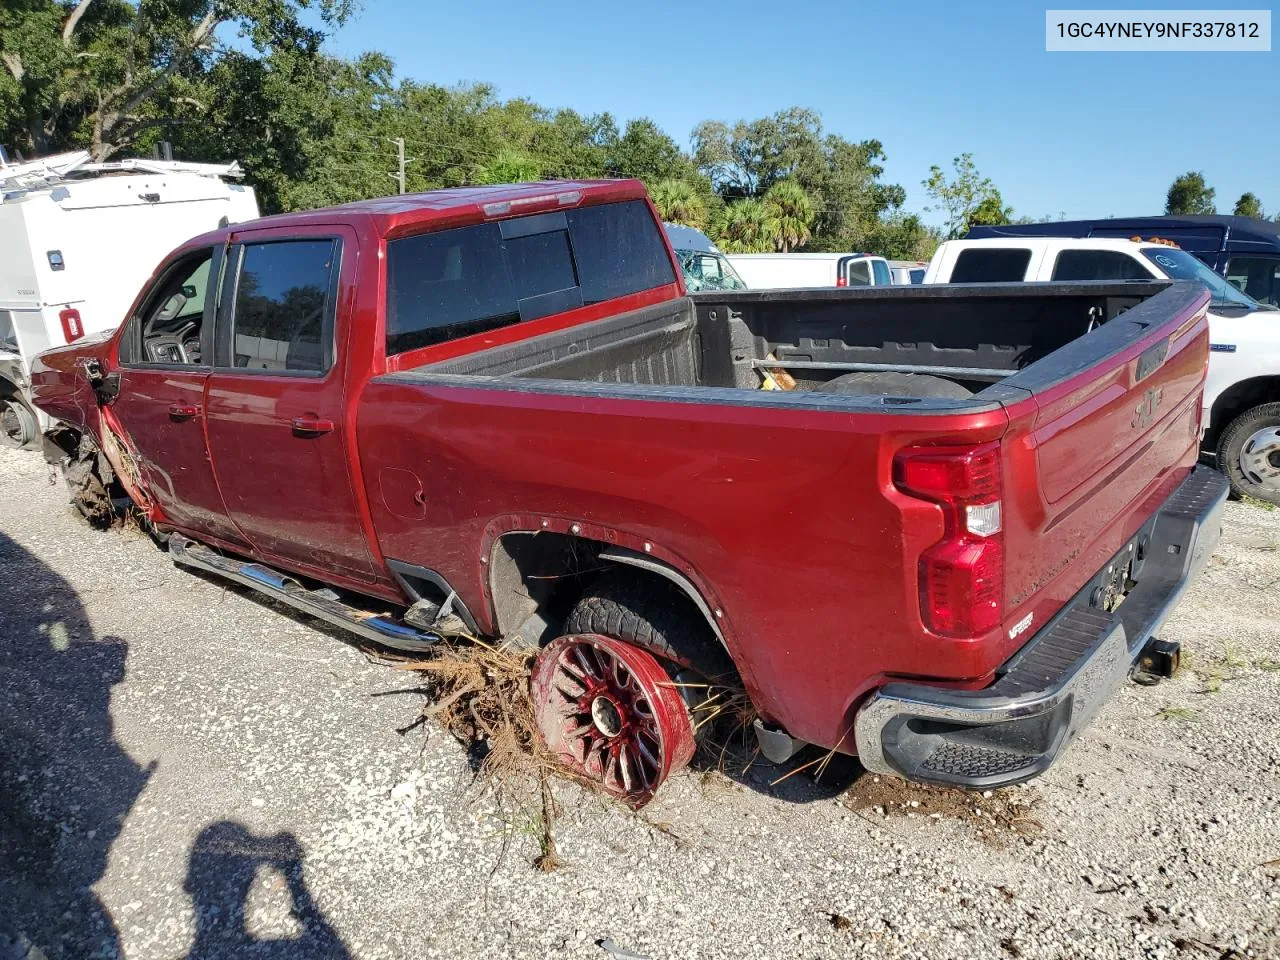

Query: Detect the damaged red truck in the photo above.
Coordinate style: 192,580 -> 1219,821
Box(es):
31,180 -> 1227,803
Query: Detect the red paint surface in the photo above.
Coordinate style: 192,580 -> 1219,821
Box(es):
28,179 -> 1211,754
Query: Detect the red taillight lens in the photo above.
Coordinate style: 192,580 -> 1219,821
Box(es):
59,308 -> 84,343
836,276 -> 848,287
894,442 -> 1004,639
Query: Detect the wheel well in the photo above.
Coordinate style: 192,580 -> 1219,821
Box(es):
488,531 -> 723,648
1209,377 -> 1280,450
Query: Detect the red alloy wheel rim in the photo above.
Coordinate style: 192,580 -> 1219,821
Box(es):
532,634 -> 695,805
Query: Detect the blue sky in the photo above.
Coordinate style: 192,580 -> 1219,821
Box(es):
327,0 -> 1278,226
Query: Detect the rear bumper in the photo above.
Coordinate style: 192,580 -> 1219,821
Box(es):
854,464 -> 1228,789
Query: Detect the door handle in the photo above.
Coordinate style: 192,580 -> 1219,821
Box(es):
168,403 -> 201,421
291,416 -> 335,436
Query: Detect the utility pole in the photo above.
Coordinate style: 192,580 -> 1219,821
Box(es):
389,137 -> 407,195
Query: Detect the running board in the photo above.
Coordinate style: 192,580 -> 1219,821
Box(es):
169,536 -> 440,652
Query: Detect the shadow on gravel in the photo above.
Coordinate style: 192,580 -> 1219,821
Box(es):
0,530 -> 150,960
185,822 -> 350,960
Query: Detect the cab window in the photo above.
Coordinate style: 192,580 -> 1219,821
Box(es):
1226,256 -> 1280,306
1051,250 -> 1152,281
226,239 -> 338,373
125,249 -> 215,366
950,248 -> 1032,283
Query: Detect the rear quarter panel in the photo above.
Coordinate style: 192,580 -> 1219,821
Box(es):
357,378 -> 1011,750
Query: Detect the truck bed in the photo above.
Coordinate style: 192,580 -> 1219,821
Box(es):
411,282 -> 1171,403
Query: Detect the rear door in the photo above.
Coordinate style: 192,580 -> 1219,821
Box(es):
203,224 -> 376,582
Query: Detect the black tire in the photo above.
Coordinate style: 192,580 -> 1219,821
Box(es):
814,371 -> 973,400
563,570 -> 733,680
0,396 -> 38,449
1216,402 -> 1280,505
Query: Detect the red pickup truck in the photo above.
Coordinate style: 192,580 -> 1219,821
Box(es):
31,179 -> 1227,803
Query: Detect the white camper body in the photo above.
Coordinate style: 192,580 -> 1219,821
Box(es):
0,152 -> 258,446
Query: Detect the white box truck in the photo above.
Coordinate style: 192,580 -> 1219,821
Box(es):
0,151 -> 258,447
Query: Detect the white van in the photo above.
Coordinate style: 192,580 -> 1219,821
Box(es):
725,252 -> 891,289
926,236 -> 1280,503
0,151 -> 259,446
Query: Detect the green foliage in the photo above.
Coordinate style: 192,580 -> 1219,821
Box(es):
1,0 -> 356,160
761,179 -> 813,252
923,153 -> 1013,238
1233,192 -> 1266,219
474,151 -> 543,185
719,198 -> 774,253
650,179 -> 708,229
1165,171 -> 1216,215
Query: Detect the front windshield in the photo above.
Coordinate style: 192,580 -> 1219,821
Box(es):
1140,248 -> 1259,311
677,249 -> 747,291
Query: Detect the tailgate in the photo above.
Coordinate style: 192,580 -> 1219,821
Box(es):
998,281 -> 1210,644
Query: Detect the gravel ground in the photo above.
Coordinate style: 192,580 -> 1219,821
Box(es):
1,443 -> 1278,960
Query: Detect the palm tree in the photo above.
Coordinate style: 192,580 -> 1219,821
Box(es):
650,179 -> 708,229
473,151 -> 543,185
762,179 -> 814,252
718,198 -> 774,253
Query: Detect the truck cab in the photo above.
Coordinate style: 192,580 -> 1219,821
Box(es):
662,223 -> 748,292
968,216 -> 1280,306
927,236 -> 1280,503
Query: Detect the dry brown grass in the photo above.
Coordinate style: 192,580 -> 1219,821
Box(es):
368,637 -> 575,869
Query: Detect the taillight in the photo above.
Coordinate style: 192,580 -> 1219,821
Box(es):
894,442 -> 1003,638
836,276 -> 848,287
59,308 -> 84,343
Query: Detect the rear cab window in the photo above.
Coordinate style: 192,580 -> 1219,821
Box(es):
386,199 -> 675,356
950,248 -> 1032,283
872,259 -> 892,285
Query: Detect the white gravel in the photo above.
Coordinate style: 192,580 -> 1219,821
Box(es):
1,444 -> 1278,960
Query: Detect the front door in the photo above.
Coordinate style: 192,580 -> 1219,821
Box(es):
202,225 -> 376,582
104,245 -> 244,545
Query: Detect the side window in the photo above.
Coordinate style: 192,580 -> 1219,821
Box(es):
229,239 -> 337,373
1051,250 -> 1153,281
1225,256 -> 1280,305
386,199 -> 677,356
950,248 -> 1032,283
845,260 -> 871,286
128,249 -> 215,366
872,259 -> 892,285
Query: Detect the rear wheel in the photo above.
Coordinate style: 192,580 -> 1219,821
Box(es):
1217,402 -> 1280,505
0,396 -> 38,449
531,633 -> 695,806
531,571 -> 729,804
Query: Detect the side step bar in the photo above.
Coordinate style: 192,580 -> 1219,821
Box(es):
169,536 -> 440,652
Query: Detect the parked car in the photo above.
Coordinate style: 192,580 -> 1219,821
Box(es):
0,151 -> 258,449
32,180 -> 1225,804
927,236 -> 1280,504
968,216 -> 1280,306
663,223 -> 748,291
890,260 -> 927,284
726,252 -> 891,289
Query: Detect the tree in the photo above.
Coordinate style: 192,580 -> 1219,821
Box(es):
1165,171 -> 1216,215
1233,192 -> 1266,219
650,179 -> 708,229
1,0 -> 356,161
718,198 -> 774,253
923,153 -> 1011,238
473,151 -> 543,185
761,179 -> 814,252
